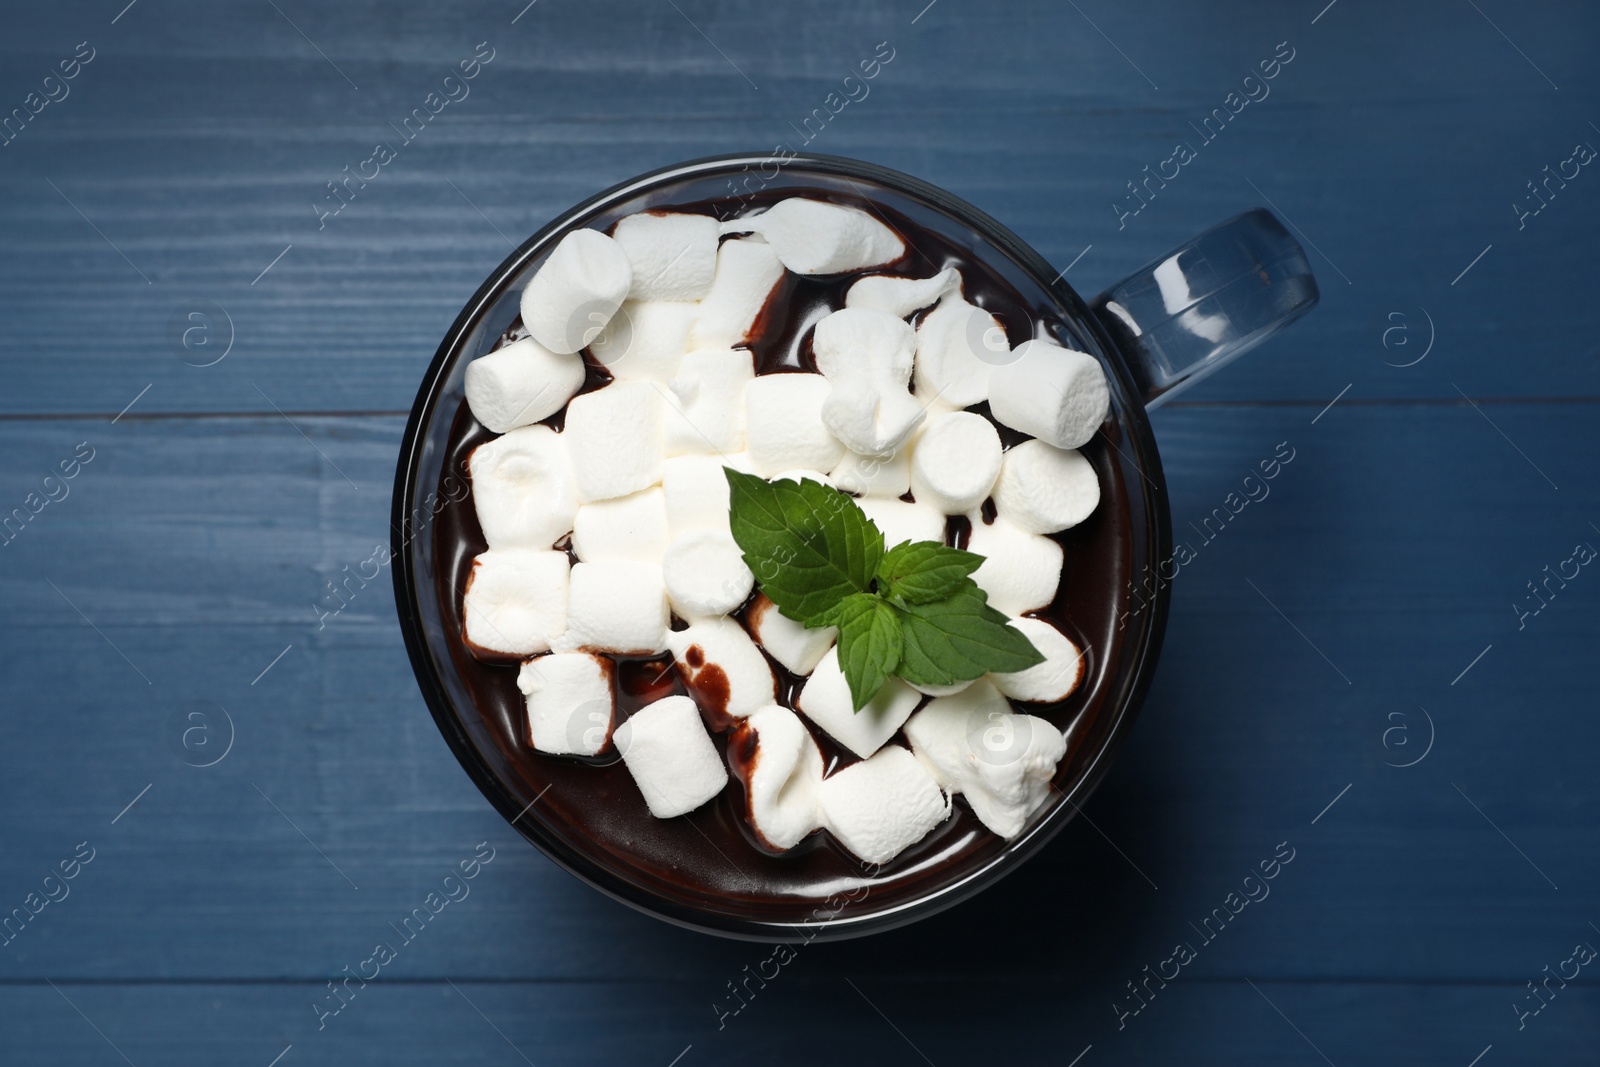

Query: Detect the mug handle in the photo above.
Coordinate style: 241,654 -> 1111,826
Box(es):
1090,209 -> 1319,408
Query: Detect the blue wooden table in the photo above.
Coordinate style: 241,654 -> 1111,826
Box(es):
3,0 -> 1598,1062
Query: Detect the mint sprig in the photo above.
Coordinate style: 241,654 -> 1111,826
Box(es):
830,593 -> 902,711
897,589 -> 1045,687
725,469 -> 1044,710
877,540 -> 983,607
725,469 -> 883,621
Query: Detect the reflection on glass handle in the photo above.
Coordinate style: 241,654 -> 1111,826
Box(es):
1091,209 -> 1318,409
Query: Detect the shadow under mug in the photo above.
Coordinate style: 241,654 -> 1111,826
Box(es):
392,153 -> 1318,940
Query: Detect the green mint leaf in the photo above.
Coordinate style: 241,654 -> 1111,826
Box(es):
829,593 -> 903,711
877,540 -> 985,607
897,586 -> 1046,686
724,468 -> 884,624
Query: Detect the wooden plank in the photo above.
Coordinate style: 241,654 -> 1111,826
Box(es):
2,0 -> 1599,1057
0,402 -> 1594,985
0,980 -> 1592,1065
1,2 -> 1596,415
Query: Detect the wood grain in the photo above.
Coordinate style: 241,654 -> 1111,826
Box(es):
1,0 -> 1597,1061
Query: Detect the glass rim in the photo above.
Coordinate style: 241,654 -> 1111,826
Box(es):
390,152 -> 1174,941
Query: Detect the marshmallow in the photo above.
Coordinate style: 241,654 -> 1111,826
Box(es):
663,529 -> 754,618
463,336 -> 588,434
817,746 -> 950,864
905,682 -> 1003,790
735,705 -> 824,850
822,379 -> 926,458
461,549 -> 570,658
587,300 -> 695,381
992,440 -> 1100,534
667,617 -> 777,719
692,238 -> 785,349
830,445 -> 911,498
812,308 -> 928,458
612,211 -> 719,302
913,295 -> 1008,408
771,469 -> 833,486
844,268 -> 961,319
615,695 -> 727,818
987,340 -> 1110,450
856,496 -> 947,551
745,373 -> 846,476
903,680 -> 1066,839
520,228 -> 633,354
990,617 -> 1084,703
966,517 -> 1063,615
907,678 -> 976,698
723,198 -> 905,275
556,560 -> 668,654
518,652 -> 615,756
812,307 -> 915,387
661,453 -> 752,537
468,424 -> 577,549
746,592 -> 836,676
562,381 -> 665,502
797,646 -> 923,759
571,487 -> 670,564
909,411 -> 1003,515
663,348 -> 754,455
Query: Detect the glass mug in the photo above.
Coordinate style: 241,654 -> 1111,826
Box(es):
392,153 -> 1318,940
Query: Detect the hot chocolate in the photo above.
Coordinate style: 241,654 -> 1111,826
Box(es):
428,185 -> 1140,925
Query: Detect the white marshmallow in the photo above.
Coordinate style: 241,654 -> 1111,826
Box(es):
821,379 -> 926,458
903,680 -> 1066,839
556,560 -> 668,654
909,411 -> 1003,515
966,516 -> 1063,615
812,308 -> 926,459
463,336 -> 587,434
917,393 -> 968,426
667,617 -> 777,719
587,300 -> 695,381
856,496 -> 947,551
661,453 -> 752,537
904,682 -> 1002,791
615,695 -> 727,818
844,268 -> 961,319
722,198 -> 904,275
913,295 -> 1008,408
663,348 -> 753,455
797,646 -> 923,759
817,746 -> 950,864
830,445 -> 911,498
461,549 -> 569,658
562,381 -> 666,502
468,424 -> 577,549
987,340 -> 1110,450
992,440 -> 1100,534
520,228 -> 633,355
571,487 -> 670,564
744,373 -> 846,476
746,593 -> 835,676
990,617 -> 1084,703
663,530 -> 754,618
907,678 -> 976,698
736,705 -> 824,850
691,238 -> 785,349
612,211 -> 719,302
771,469 -> 833,486
518,652 -> 615,756
812,307 -> 915,387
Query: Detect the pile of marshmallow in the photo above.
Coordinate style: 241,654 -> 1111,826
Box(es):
459,197 -> 1109,865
